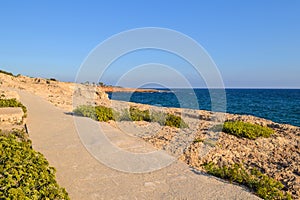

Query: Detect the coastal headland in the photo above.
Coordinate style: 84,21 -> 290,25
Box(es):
0,71 -> 299,199
100,86 -> 160,93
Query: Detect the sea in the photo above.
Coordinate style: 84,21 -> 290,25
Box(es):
108,89 -> 300,127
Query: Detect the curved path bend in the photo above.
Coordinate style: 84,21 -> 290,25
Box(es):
17,89 -> 260,200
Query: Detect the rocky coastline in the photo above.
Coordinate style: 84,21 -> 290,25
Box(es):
0,72 -> 299,199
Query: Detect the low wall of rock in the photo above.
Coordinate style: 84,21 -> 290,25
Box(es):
0,107 -> 24,124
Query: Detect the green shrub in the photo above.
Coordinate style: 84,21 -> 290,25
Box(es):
0,98 -> 27,118
118,108 -> 189,128
0,129 -> 29,143
116,109 -> 131,121
73,105 -> 116,122
129,107 -> 150,121
165,113 -> 188,128
203,162 -> 291,200
0,135 -> 69,199
74,105 -> 189,128
220,121 -> 274,139
150,111 -> 167,125
149,110 -> 188,128
95,106 -> 115,122
73,105 -> 97,120
126,108 -> 188,128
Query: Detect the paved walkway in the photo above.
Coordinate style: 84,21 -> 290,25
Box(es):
17,89 -> 260,200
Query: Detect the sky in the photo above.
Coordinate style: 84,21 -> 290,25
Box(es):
0,0 -> 299,88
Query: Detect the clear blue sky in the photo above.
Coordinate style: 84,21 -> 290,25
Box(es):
0,0 -> 299,88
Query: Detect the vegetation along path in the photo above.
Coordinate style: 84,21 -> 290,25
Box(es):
17,89 -> 260,199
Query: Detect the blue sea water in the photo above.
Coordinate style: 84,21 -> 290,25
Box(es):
108,89 -> 300,127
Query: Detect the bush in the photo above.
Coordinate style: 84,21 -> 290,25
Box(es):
74,105 -> 189,128
128,108 -> 188,128
220,121 -> 274,139
203,162 -> 291,200
0,129 -> 29,143
150,111 -> 167,125
46,78 -> 57,84
129,107 -> 151,121
0,69 -> 14,77
116,109 -> 131,121
73,105 -> 97,120
0,135 -> 69,199
95,106 -> 115,122
0,98 -> 27,118
73,105 -> 116,122
165,113 -> 188,128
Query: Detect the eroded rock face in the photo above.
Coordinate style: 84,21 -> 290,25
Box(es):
0,90 -> 20,100
73,84 -> 109,108
0,90 -> 25,131
0,107 -> 23,124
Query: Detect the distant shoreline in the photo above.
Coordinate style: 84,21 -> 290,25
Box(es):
100,86 -> 161,93
104,87 -> 300,91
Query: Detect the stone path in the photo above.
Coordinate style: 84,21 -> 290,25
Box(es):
17,89 -> 260,200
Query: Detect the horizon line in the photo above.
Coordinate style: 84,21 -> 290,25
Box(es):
140,87 -> 300,89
